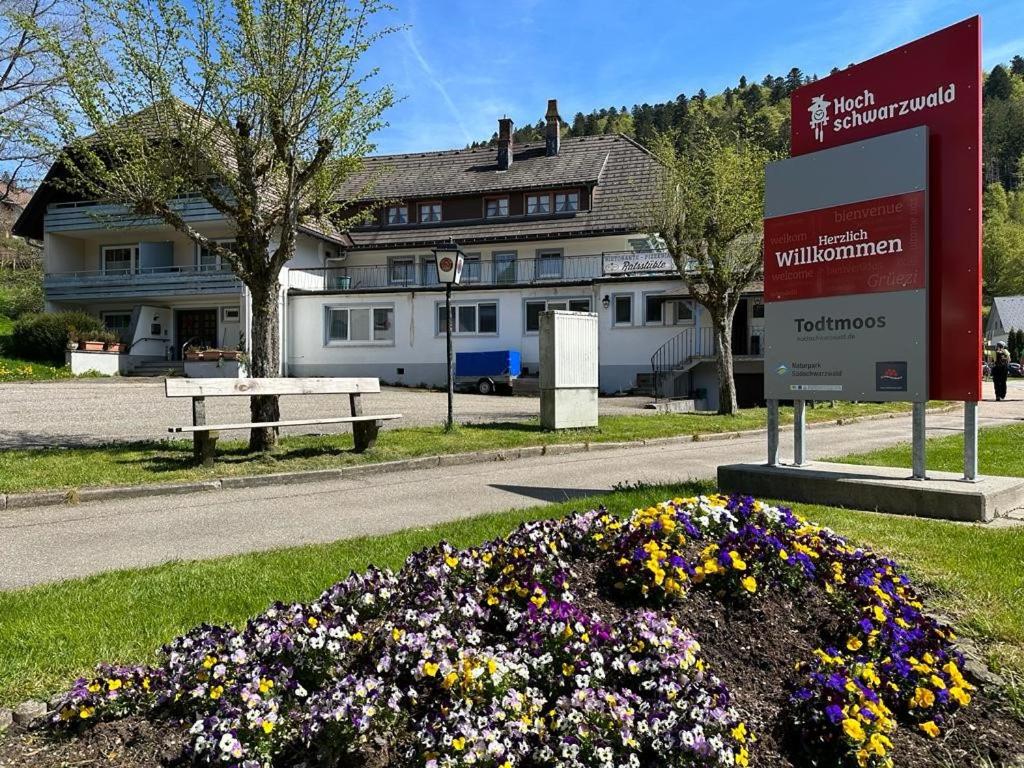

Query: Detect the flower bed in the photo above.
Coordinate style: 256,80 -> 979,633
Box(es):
6,496 -> 1023,768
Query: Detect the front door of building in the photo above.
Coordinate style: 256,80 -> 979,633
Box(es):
176,309 -> 219,357
731,299 -> 749,356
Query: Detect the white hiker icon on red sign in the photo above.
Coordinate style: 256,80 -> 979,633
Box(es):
808,95 -> 830,141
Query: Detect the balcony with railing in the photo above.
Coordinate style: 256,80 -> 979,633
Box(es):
44,194 -> 224,234
288,253 -> 623,292
44,264 -> 242,302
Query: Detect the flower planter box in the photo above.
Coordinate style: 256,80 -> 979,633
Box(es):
184,351 -> 203,362
219,350 -> 240,362
81,340 -> 106,352
105,343 -> 126,354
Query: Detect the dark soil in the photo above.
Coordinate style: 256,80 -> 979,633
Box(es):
2,557 -> 1023,767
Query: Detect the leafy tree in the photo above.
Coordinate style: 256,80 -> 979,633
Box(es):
651,130 -> 775,414
985,65 -> 1013,100
32,0 -> 394,451
1013,55 -> 1024,77
982,183 -> 1024,301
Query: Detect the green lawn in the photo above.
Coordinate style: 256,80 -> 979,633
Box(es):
0,401 -> 935,494
832,422 -> 1024,477
1,478 -> 1021,711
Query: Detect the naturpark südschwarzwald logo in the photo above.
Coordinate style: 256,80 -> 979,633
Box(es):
806,84 -> 957,142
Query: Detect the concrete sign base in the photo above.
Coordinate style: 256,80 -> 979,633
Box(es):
718,462 -> 1024,523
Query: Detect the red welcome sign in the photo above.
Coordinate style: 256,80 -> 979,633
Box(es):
764,192 -> 926,302
790,17 -> 982,400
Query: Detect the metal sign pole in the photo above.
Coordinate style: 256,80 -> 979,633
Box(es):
445,283 -> 454,432
766,399 -> 779,466
793,399 -> 806,466
963,400 -> 978,481
911,402 -> 926,479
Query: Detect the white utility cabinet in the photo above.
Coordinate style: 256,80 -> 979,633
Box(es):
539,310 -> 599,429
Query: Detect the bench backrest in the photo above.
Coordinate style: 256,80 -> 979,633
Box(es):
166,377 -> 382,398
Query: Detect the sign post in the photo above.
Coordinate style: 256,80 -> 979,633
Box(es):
433,240 -> 465,433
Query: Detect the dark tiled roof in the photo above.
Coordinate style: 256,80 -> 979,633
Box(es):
344,134 -> 663,250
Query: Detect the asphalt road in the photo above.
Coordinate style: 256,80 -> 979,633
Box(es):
3,381 -> 1024,590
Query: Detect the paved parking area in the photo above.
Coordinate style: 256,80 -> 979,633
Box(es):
0,379 -> 654,448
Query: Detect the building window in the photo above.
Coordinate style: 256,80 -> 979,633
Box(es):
535,250 -> 563,279
437,301 -> 498,335
485,197 -> 509,218
196,239 -> 235,272
613,294 -> 633,326
526,193 -> 551,215
419,202 -> 442,223
554,191 -> 579,213
463,254 -> 481,283
421,256 -> 440,286
101,245 -> 136,275
670,299 -> 695,325
525,297 -> 591,333
221,306 -> 240,322
389,257 -> 416,286
102,312 -> 132,341
494,251 -> 517,283
752,301 -> 765,319
386,205 -> 408,225
644,294 -> 664,324
326,305 -> 395,344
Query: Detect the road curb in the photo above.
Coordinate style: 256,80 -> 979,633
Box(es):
0,405 -> 959,510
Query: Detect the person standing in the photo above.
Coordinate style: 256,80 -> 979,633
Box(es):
993,341 -> 1010,401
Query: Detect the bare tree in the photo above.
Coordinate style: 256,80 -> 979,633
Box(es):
32,0 -> 394,451
652,130 -> 774,415
0,0 -> 72,202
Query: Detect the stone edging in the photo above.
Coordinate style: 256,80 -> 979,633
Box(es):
0,405 -> 959,511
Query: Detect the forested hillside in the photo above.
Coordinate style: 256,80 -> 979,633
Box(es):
477,57 -> 1024,303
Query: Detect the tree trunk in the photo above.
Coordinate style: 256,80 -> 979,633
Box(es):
712,305 -> 739,415
247,283 -> 281,452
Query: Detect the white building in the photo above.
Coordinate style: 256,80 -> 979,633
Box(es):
14,100 -> 766,408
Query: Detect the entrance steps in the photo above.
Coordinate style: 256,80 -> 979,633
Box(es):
126,360 -> 185,378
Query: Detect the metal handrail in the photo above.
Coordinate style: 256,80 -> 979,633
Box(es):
45,264 -> 235,279
650,327 -> 716,399
125,336 -> 166,354
181,336 -> 202,360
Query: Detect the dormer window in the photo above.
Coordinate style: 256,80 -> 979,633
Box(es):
555,191 -> 579,213
526,194 -> 551,215
386,205 -> 408,225
419,202 -> 442,223
485,196 -> 509,218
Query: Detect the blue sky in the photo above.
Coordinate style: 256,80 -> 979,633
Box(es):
363,0 -> 1023,155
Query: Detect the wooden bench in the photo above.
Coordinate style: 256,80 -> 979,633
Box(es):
166,377 -> 402,465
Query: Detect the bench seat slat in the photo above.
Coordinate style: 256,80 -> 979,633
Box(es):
166,377 -> 382,398
169,414 -> 403,433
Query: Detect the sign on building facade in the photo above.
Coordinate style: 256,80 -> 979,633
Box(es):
602,251 -> 675,276
788,16 -> 982,401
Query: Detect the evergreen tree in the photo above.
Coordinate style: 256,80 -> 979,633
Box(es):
1011,55 -> 1024,77
985,65 -> 1013,100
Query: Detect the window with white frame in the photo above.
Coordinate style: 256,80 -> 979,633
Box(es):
644,294 -> 664,324
386,205 -> 408,225
524,297 -> 591,333
494,251 -> 517,283
613,294 -> 633,326
485,197 -> 509,218
421,255 -> 440,286
436,301 -> 498,335
101,245 -> 136,275
554,191 -> 579,213
325,305 -> 395,344
462,254 -> 481,283
389,257 -> 416,286
196,239 -> 235,272
752,300 -> 764,319
535,250 -> 563,279
526,193 -> 551,215
670,299 -> 695,325
419,202 -> 442,223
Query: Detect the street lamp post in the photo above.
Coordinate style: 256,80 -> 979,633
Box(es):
432,239 -> 465,432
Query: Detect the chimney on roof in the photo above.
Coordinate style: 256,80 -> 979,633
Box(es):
545,99 -> 561,157
497,117 -> 514,170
